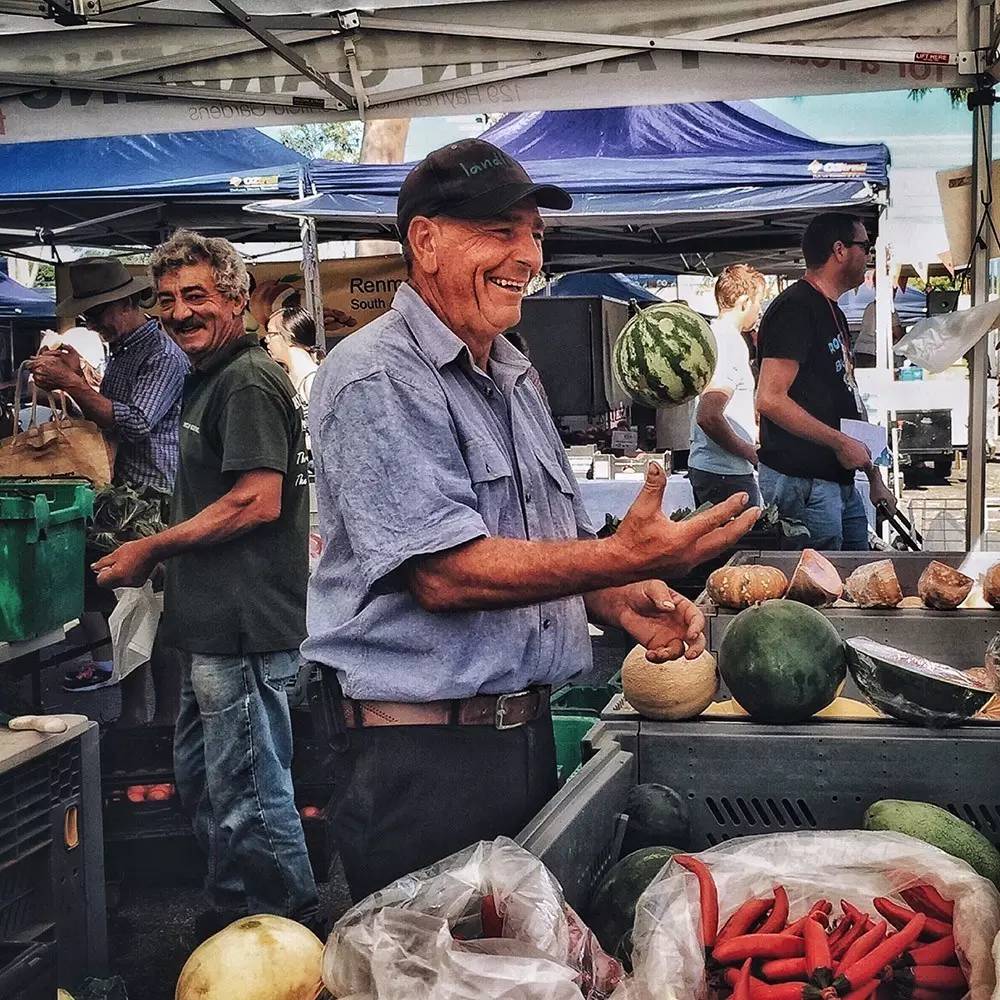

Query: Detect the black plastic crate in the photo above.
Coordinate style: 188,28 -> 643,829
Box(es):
0,720 -> 106,989
100,725 -> 174,780
0,937 -> 57,1000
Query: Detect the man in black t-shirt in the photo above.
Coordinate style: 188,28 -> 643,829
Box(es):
756,213 -> 896,550
91,231 -> 318,939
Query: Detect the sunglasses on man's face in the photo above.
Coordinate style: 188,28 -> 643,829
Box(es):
843,239 -> 873,255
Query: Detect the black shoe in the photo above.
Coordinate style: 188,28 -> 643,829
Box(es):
193,908 -> 244,944
62,660 -> 115,692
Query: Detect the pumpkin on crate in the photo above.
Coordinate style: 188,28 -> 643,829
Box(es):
705,565 -> 788,609
844,560 -> 903,608
917,560 -> 974,610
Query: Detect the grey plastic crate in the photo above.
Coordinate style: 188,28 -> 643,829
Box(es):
700,551 -> 1000,668
518,731 -> 635,912
519,717 -> 1000,916
637,718 -> 1000,848
0,718 -> 106,990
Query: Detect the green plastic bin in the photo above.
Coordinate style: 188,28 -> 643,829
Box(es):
552,713 -> 596,785
551,671 -> 622,717
0,479 -> 94,643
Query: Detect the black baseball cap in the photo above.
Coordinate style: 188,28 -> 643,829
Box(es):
396,138 -> 572,241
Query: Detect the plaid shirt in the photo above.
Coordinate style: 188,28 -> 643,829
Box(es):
102,318 -> 189,492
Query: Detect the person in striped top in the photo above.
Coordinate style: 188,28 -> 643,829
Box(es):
29,256 -> 188,499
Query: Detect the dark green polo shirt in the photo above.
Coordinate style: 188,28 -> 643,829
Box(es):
162,334 -> 308,654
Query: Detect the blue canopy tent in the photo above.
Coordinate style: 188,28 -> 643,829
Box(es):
531,272 -> 660,304
0,273 -> 55,320
247,102 -> 889,274
0,129 -> 309,252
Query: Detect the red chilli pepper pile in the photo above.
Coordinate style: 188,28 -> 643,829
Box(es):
673,856 -> 966,1000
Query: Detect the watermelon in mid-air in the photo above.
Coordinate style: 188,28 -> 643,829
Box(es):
612,302 -> 717,408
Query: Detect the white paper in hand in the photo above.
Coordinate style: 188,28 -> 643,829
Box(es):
840,419 -> 887,462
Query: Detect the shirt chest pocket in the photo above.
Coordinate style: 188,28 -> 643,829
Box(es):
532,444 -> 578,539
463,438 -> 516,535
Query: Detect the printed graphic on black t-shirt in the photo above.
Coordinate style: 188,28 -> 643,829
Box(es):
757,280 -> 863,485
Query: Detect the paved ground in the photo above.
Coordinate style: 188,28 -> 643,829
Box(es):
106,859 -> 354,999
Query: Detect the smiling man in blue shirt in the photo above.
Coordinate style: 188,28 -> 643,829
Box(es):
304,139 -> 760,900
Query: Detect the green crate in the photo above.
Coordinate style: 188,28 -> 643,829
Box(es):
0,479 -> 93,643
552,713 -> 596,785
551,671 -> 622,717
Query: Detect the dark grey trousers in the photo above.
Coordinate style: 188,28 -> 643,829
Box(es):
687,467 -> 761,508
330,711 -> 557,901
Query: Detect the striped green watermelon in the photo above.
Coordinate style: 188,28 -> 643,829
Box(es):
613,302 -> 717,408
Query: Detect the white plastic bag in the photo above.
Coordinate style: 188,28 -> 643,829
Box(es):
624,831 -> 1000,1000
323,837 -> 623,1000
108,581 -> 162,682
895,299 -> 1000,374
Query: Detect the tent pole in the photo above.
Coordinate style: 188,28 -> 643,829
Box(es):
966,14 -> 994,550
299,170 -> 325,351
874,222 -> 891,371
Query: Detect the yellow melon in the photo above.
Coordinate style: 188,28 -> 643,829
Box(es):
175,915 -> 323,1000
621,645 -> 719,720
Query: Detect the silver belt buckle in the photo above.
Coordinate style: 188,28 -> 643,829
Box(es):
494,689 -> 531,730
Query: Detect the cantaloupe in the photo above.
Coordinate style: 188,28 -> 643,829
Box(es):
175,915 -> 324,1000
621,645 -> 718,720
706,565 -> 788,609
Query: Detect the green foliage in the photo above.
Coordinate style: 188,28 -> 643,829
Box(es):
907,87 -> 972,108
277,122 -> 363,161
86,483 -> 166,558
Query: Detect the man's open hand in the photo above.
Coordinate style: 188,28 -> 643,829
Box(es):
610,463 -> 760,579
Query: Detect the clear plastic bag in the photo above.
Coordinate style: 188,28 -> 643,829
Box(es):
895,300 -> 1000,374
323,837 -> 623,1000
624,831 -> 1000,1000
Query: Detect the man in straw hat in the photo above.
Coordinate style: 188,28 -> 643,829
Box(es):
29,256 -> 188,500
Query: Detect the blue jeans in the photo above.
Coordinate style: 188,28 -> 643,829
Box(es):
758,465 -> 869,551
174,650 -> 318,922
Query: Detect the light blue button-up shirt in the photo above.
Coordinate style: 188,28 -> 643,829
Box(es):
302,283 -> 595,701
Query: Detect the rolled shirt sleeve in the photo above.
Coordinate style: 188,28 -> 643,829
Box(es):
321,371 -> 489,589
110,352 -> 188,444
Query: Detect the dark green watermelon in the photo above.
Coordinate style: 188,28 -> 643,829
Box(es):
612,302 -> 717,408
719,600 -> 846,723
620,784 -> 690,855
588,846 -> 680,967
846,638 -> 992,727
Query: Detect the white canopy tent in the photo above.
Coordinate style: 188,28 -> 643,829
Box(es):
0,0 -> 995,546
0,1 -> 982,143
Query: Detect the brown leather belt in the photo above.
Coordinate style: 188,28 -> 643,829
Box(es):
341,686 -> 550,730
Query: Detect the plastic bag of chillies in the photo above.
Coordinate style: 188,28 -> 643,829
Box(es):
674,856 -> 966,1000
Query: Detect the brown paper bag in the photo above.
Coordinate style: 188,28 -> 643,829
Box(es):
0,377 -> 114,486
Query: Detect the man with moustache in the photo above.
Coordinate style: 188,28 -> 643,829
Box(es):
303,139 -> 760,900
756,213 -> 896,550
91,230 -> 318,937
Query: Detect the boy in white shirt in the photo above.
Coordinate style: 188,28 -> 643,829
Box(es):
688,265 -> 765,507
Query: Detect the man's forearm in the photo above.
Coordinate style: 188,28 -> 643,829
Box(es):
410,535 -> 650,613
148,487 -> 277,562
583,585 -> 629,630
59,380 -> 115,429
699,415 -> 757,465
